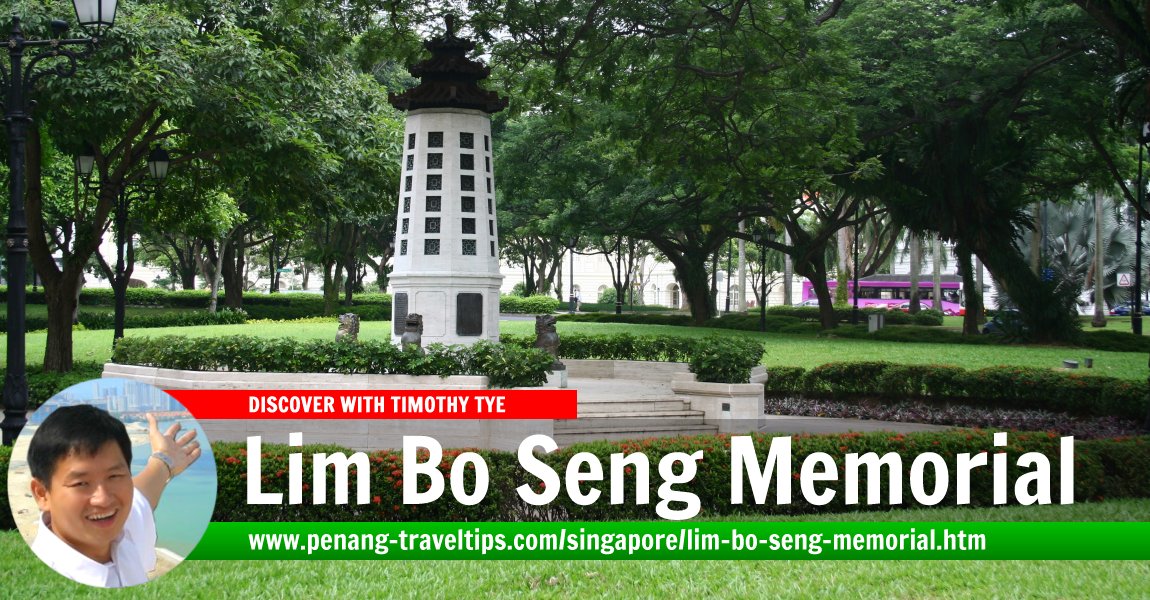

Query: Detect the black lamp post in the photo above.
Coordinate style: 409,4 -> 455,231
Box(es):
752,231 -> 767,332
2,0 -> 117,446
724,238 -> 733,314
852,211 -> 861,326
1137,122 -> 1148,336
79,145 -> 169,343
567,237 -> 577,313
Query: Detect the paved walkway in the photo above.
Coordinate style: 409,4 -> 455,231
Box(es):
567,376 -> 952,435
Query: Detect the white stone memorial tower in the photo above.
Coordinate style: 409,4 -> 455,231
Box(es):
388,17 -> 507,345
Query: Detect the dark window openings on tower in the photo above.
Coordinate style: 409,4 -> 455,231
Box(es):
462,239 -> 477,255
428,131 -> 443,147
403,197 -> 410,212
425,239 -> 440,255
426,196 -> 441,212
401,218 -> 409,234
406,155 -> 413,171
462,218 -> 476,234
404,176 -> 412,192
427,174 -> 442,190
460,132 -> 474,149
408,134 -> 415,150
427,153 -> 443,169
425,217 -> 441,234
486,178 -> 492,193
461,196 -> 475,212
484,135 -> 489,151
400,240 -> 408,255
460,154 -> 474,170
488,198 -> 493,214
490,241 -> 496,256
489,220 -> 495,236
485,156 -> 490,172
460,175 -> 475,191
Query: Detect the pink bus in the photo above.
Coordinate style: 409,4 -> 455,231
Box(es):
801,275 -> 965,315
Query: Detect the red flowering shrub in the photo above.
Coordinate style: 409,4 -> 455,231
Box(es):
206,432 -> 1150,523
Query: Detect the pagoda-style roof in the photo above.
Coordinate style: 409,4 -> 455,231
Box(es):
388,16 -> 509,114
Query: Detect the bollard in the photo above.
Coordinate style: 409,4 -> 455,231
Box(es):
1062,360 -> 1079,369
1084,357 -> 1093,368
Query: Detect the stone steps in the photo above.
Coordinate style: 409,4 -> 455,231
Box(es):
553,423 -> 720,446
555,378 -> 719,445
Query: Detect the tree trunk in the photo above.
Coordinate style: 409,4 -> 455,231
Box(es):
1092,190 -> 1107,328
932,235 -> 943,311
221,240 -> 245,309
836,227 -> 851,305
956,243 -> 982,335
908,232 -> 921,313
782,230 -> 793,305
1030,203 -> 1042,274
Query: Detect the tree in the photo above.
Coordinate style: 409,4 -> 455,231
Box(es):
830,0 -> 1116,340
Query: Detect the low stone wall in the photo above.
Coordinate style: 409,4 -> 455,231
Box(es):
564,359 -> 690,380
101,363 -> 547,452
671,366 -> 767,434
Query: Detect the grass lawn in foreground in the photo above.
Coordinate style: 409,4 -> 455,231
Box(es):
5,319 -> 1148,380
1,500 -> 1147,599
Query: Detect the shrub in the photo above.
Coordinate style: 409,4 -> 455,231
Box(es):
204,432 -> 1150,523
0,362 -> 105,411
597,287 -> 618,305
500,295 -> 561,314
502,333 -> 764,383
689,337 -> 764,383
111,336 -> 553,388
764,362 -> 1149,420
0,445 -> 12,530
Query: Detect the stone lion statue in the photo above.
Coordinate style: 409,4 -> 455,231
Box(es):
400,313 -> 424,353
533,314 -> 561,366
336,313 -> 360,342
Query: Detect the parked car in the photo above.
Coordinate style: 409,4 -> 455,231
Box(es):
894,300 -> 964,317
982,309 -> 1027,335
1109,302 -> 1150,316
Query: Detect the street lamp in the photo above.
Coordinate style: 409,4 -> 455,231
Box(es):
2,0 -> 117,446
724,237 -> 733,314
752,231 -> 767,332
1137,122 -> 1149,336
79,145 -> 169,344
567,237 -> 577,313
852,209 -> 861,325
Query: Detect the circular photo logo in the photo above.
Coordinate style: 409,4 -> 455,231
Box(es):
6,378 -> 217,588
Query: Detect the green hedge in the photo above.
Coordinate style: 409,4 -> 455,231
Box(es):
0,445 -> 12,530
499,295 -> 561,314
557,308 -> 943,331
764,305 -> 944,326
501,333 -> 764,383
205,432 -> 1150,523
765,361 -> 1149,420
0,362 -> 105,411
111,336 -> 553,388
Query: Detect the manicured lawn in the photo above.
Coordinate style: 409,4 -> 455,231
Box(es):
1,500 -> 1147,598
5,319 -> 1148,381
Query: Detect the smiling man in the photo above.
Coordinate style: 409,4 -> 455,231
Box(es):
27,405 -> 201,588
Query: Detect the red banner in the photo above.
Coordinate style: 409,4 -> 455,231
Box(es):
165,389 -> 577,420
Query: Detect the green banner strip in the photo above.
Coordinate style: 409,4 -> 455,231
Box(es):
189,522 -> 1150,560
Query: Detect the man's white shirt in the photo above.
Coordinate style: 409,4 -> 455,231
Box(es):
31,488 -> 157,588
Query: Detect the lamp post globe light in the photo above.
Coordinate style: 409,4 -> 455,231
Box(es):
568,237 -> 578,313
752,231 -> 767,332
2,0 -> 117,445
79,144 -> 169,344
